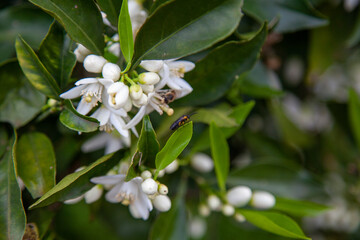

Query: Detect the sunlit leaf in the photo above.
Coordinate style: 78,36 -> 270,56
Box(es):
118,0 -> 134,66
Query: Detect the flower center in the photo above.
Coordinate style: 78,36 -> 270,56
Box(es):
115,192 -> 135,205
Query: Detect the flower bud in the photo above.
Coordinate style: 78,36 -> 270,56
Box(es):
130,84 -> 143,100
158,184 -> 168,195
157,169 -> 165,178
222,204 -> 235,216
226,186 -> 252,207
84,185 -> 103,204
234,213 -> 246,223
199,204 -> 211,217
107,82 -> 130,109
141,170 -> 152,179
207,195 -> 221,211
141,84 -> 154,93
108,43 -> 120,57
141,178 -> 158,195
132,93 -> 148,108
83,54 -> 107,73
251,191 -> 276,209
102,63 -> 121,81
164,159 -> 179,174
190,153 -> 214,173
188,217 -> 206,239
139,72 -> 160,85
77,44 -> 91,56
153,195 -> 171,212
74,48 -> 86,62
140,60 -> 164,72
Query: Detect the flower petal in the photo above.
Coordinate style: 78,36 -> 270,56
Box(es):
91,107 -> 111,126
140,60 -> 164,72
76,100 -> 94,115
91,174 -> 125,185
124,105 -> 147,129
81,133 -> 109,152
168,60 -> 195,72
60,85 -> 86,99
75,77 -> 99,86
155,63 -> 169,90
110,114 -> 129,138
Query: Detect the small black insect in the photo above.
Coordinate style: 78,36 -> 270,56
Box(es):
170,113 -> 196,130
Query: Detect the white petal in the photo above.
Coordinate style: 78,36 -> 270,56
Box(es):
91,174 -> 125,185
75,77 -> 99,86
76,100 -> 93,115
166,77 -> 182,90
131,126 -> 139,138
84,185 -> 103,203
155,64 -> 170,90
168,60 -> 195,72
91,107 -> 111,126
64,195 -> 84,204
105,183 -> 123,203
104,137 -> 123,154
110,114 -> 129,138
81,133 -> 109,153
140,60 -> 164,72
60,85 -> 86,99
124,105 -> 147,129
99,78 -> 115,88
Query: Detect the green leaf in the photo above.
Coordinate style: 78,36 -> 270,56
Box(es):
239,210 -> 311,239
132,0 -> 244,67
59,100 -> 99,133
349,89 -> 360,150
96,0 -> 122,27
273,197 -> 329,217
29,150 -> 126,209
243,0 -> 327,33
39,21 -> 76,88
155,122 -> 193,174
210,122 -> 229,192
0,60 -> 46,128
137,116 -> 160,168
175,23 -> 267,107
192,108 -> 238,127
0,126 -> 26,240
15,36 -> 61,99
29,0 -> 104,55
16,132 -> 56,199
229,100 -> 255,126
118,0 -> 134,65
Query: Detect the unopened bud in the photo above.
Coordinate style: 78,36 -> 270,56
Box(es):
191,153 -> 214,173
207,195 -> 221,211
153,195 -> 171,212
251,191 -> 276,209
132,93 -> 148,108
123,98 -> 133,112
84,185 -> 103,204
164,159 -> 179,174
141,178 -> 158,195
141,170 -> 152,179
234,213 -> 246,222
77,44 -> 91,56
74,48 -> 86,62
157,169 -> 166,178
226,186 -> 252,207
130,85 -> 143,100
108,43 -> 120,57
141,84 -> 154,93
158,184 -> 168,195
222,204 -> 235,216
139,72 -> 160,85
140,60 -> 164,72
188,217 -> 207,239
107,82 -> 130,109
83,54 -> 107,73
199,204 -> 211,217
102,63 -> 121,81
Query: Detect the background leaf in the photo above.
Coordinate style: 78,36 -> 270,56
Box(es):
96,0 -> 122,27
349,89 -> 360,150
273,197 -> 329,217
132,0 -> 244,67
16,132 -> 56,198
118,0 -> 134,65
192,108 -> 238,127
29,0 -> 104,55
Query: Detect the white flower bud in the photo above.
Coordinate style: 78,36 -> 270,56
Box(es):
141,178 -> 158,195
140,84 -> 154,93
141,170 -> 152,179
164,159 -> 179,174
188,217 -> 207,239
199,204 -> 211,217
140,60 -> 164,72
64,195 -> 84,204
234,213 -> 246,222
226,186 -> 252,207
123,98 -> 133,112
190,153 -> 214,173
107,82 -> 130,109
130,84 -> 143,100
251,191 -> 276,209
108,43 -> 120,57
158,184 -> 168,195
207,195 -> 221,211
222,204 -> 235,216
153,195 -> 171,212
83,54 -> 107,73
139,72 -> 160,85
74,48 -> 86,62
102,63 -> 121,81
77,44 -> 91,56
157,169 -> 165,178
132,93 -> 148,108
84,185 -> 103,204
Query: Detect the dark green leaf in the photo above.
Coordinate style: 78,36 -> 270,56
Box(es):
155,122 -> 193,174
97,0 -> 122,27
137,116 -> 160,168
273,197 -> 329,217
349,89 -> 360,150
0,127 -> 26,240
175,23 -> 267,106
149,0 -> 172,14
125,151 -> 141,181
210,122 -> 229,192
15,36 -> 61,99
39,21 -> 76,88
239,210 -> 311,239
59,100 -> 99,133
243,0 -> 327,33
16,132 -> 56,198
29,150 -> 126,209
118,0 -> 134,65
192,108 -> 238,127
29,0 -> 104,55
0,60 -> 46,128
132,0 -> 243,67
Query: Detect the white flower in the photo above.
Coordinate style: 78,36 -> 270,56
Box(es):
226,186 -> 252,207
81,131 -> 131,154
141,170 -> 152,179
83,54 -> 107,73
74,44 -> 91,62
64,184 -> 103,204
104,81 -> 130,109
130,85 -> 143,100
60,77 -> 104,115
132,93 -> 148,107
153,195 -> 171,212
251,191 -> 276,209
128,0 -> 147,37
344,0 -> 360,11
139,72 -> 160,85
190,153 -> 214,173
141,178 -> 158,195
102,63 -> 121,81
91,174 -> 153,220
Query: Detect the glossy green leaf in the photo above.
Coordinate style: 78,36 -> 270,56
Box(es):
243,0 -> 327,33
155,122 -> 193,174
137,116 -> 160,167
273,197 -> 329,217
229,100 -> 255,126
29,0 -> 104,55
210,122 -> 229,192
96,0 -> 122,27
0,60 -> 46,128
239,210 -> 311,239
132,0 -> 244,67
16,132 -> 56,198
349,89 -> 360,150
192,108 -> 238,127
0,127 -> 26,240
175,23 -> 267,106
15,36 -> 61,99
125,151 -> 141,181
118,0 -> 134,65
39,21 -> 76,88
29,150 -> 126,209
59,100 -> 99,133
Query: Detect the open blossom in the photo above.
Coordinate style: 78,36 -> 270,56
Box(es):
81,131 -> 131,154
91,174 -> 153,220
